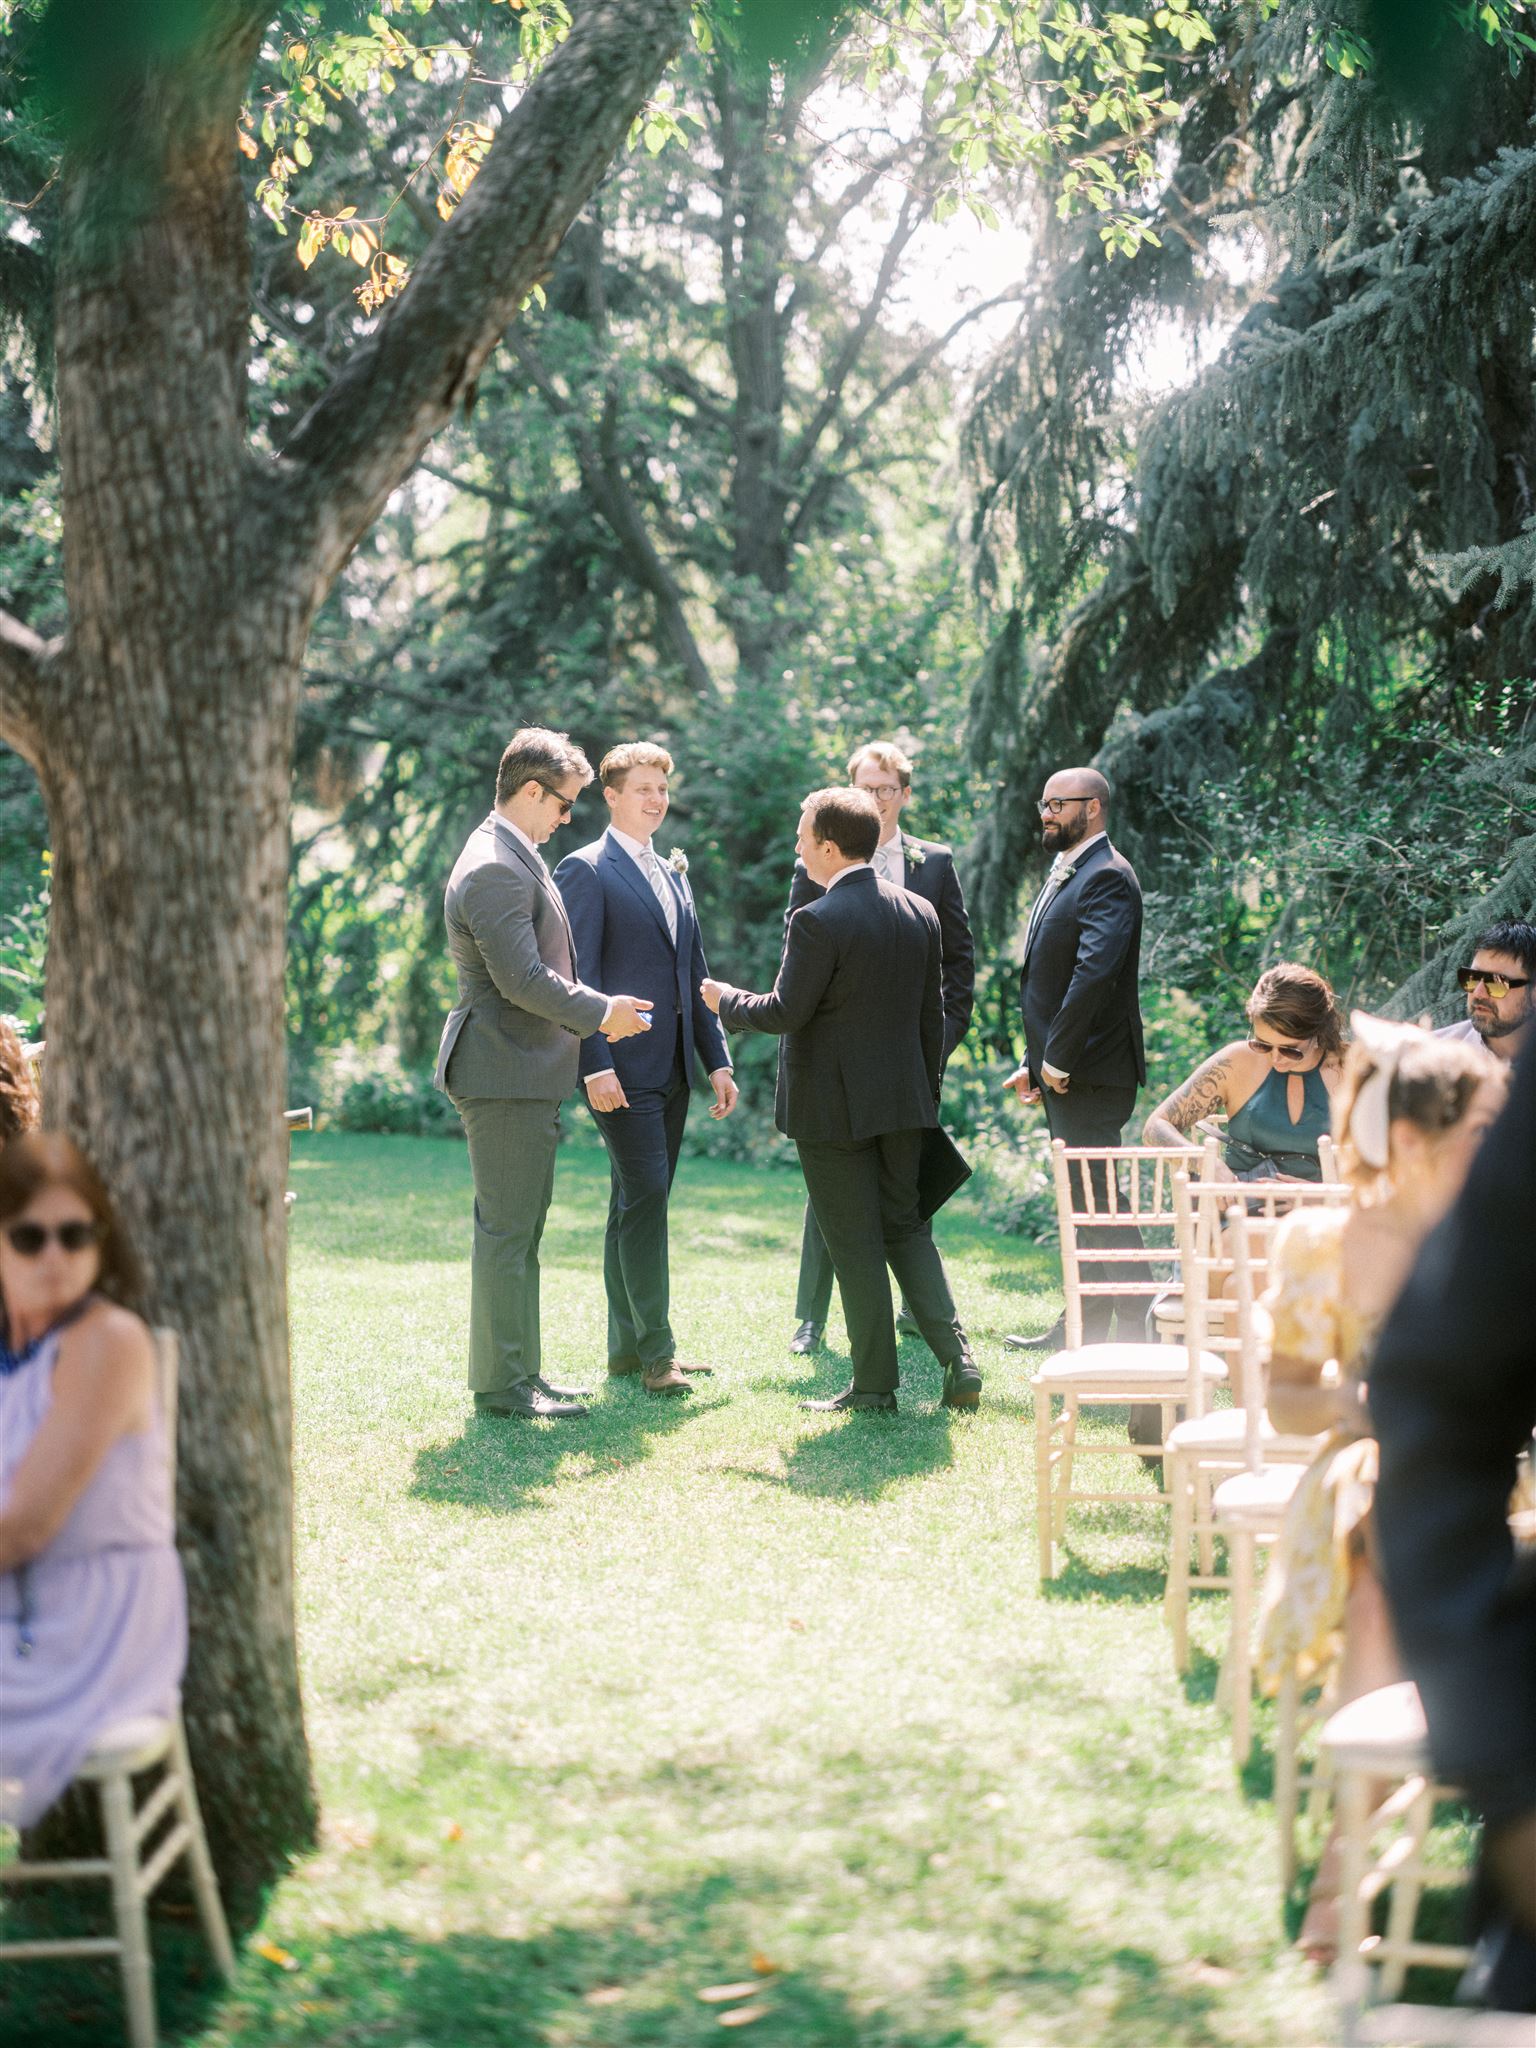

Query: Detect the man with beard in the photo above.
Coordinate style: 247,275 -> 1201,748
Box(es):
1004,767 -> 1148,1358
1437,919 -> 1534,1069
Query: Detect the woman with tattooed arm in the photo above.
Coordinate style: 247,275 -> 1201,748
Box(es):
1142,964 -> 1347,1181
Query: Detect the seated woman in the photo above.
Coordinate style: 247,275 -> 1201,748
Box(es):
1142,963 -> 1347,1180
0,1133 -> 187,1829
0,1016 -> 41,1144
1257,1018 -> 1506,1961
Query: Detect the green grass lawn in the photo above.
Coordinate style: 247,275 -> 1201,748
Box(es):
13,1126 -> 1448,2045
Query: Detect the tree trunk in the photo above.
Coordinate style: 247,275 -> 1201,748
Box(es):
0,0 -> 691,1907
20,13 -> 319,1904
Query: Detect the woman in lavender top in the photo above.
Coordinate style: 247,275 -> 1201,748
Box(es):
0,1133 -> 186,1828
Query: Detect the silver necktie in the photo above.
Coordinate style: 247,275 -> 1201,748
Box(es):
641,847 -> 678,942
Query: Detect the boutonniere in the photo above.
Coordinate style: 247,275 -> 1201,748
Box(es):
666,847 -> 689,877
902,837 -> 926,868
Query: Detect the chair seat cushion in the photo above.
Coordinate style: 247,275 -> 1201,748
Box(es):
1167,1411 -> 1322,1458
1212,1463 -> 1304,1524
1035,1342 -> 1225,1387
1320,1680 -> 1430,1774
77,1714 -> 175,1775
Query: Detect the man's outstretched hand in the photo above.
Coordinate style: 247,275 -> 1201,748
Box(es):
603,996 -> 653,1041
701,978 -> 732,1015
1003,1064 -> 1041,1107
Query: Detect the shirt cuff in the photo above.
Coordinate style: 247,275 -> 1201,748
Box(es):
600,999 -> 614,1029
1042,1061 -> 1069,1084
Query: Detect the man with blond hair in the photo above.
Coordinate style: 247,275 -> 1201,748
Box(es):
436,727 -> 652,1420
555,741 -> 737,1395
784,738 -> 974,1355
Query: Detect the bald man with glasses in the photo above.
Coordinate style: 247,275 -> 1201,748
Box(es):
1004,767 -> 1149,1357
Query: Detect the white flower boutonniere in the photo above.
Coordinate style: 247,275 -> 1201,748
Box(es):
902,837 -> 926,868
666,847 -> 689,877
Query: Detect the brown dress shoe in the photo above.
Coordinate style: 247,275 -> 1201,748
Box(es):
669,1358 -> 714,1375
642,1362 -> 690,1396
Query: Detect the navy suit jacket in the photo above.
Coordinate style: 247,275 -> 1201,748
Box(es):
785,833 -> 975,1064
554,831 -> 730,1091
1018,836 -> 1145,1091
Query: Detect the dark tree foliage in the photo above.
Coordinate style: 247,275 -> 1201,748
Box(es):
963,0 -> 1536,1032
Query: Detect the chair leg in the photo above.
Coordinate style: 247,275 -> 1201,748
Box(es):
170,1719 -> 236,1978
1054,1396 -> 1078,1541
1226,1529 -> 1255,1766
1331,1767 -> 1374,2009
1196,1467 -> 1215,1579
1165,1450 -> 1192,1674
1275,1665 -> 1301,1892
1035,1388 -> 1056,1582
102,1770 -> 158,2048
1378,1781 -> 1435,2001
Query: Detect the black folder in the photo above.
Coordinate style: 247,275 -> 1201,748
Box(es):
917,1124 -> 972,1221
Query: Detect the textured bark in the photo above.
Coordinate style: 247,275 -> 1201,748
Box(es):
10,0 -> 689,1906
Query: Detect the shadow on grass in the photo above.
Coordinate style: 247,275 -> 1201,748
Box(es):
0,1867 -> 1248,2048
1042,1554 -> 1169,1605
409,1381 -> 721,1516
1179,1647 -> 1223,1707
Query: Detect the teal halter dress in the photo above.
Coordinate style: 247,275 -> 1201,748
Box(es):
1224,1063 -> 1331,1181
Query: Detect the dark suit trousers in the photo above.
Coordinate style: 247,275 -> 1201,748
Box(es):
1040,1083 -> 1148,1344
590,1031 -> 690,1368
796,1129 -> 962,1392
455,1094 -> 560,1392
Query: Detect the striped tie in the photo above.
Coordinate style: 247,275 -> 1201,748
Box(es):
1022,856 -> 1068,961
640,846 -> 678,943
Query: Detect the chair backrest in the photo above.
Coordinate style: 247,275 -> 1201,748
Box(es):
153,1327 -> 180,1506
1177,1177 -> 1352,1425
1053,1141 -> 1213,1350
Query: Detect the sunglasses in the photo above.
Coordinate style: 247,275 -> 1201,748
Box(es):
537,782 -> 575,818
1457,967 -> 1530,999
4,1219 -> 101,1257
1247,1035 -> 1309,1063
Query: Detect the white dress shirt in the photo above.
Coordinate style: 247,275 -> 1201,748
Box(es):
609,826 -> 678,941
823,861 -> 871,891
871,834 -> 905,889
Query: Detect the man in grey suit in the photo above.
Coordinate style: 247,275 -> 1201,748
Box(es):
436,727 -> 652,1419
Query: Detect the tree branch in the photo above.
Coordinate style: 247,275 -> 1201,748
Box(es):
281,0 -> 692,588
0,608 -> 59,765
511,335 -> 716,696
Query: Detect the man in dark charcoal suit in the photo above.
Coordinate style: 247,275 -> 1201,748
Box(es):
784,739 -> 975,1355
555,741 -> 738,1397
436,727 -> 652,1420
703,787 -> 981,1414
1004,766 -> 1147,1354
1372,1045 -> 1536,2011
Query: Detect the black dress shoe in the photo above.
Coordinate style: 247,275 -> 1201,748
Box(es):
941,1344 -> 982,1411
535,1375 -> 592,1402
790,1319 -> 824,1356
1003,1318 -> 1066,1353
800,1384 -> 897,1413
475,1385 -> 586,1419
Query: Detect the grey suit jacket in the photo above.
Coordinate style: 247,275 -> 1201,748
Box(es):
435,813 -> 608,1102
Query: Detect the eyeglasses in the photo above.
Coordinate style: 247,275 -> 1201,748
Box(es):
1038,797 -> 1093,817
537,781 -> 575,819
1247,1035 -> 1309,1063
861,783 -> 903,803
4,1219 -> 101,1257
1457,967 -> 1530,999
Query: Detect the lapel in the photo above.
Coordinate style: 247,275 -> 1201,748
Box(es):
490,813 -> 574,948
603,830 -> 676,950
1022,838 -> 1109,966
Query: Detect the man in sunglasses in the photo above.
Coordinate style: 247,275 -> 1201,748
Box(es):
1437,920 -> 1535,1068
436,727 -> 653,1420
1004,767 -> 1148,1357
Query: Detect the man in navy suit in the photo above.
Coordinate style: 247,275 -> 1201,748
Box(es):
555,743 -> 737,1395
784,740 -> 975,1354
1005,766 -> 1147,1351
